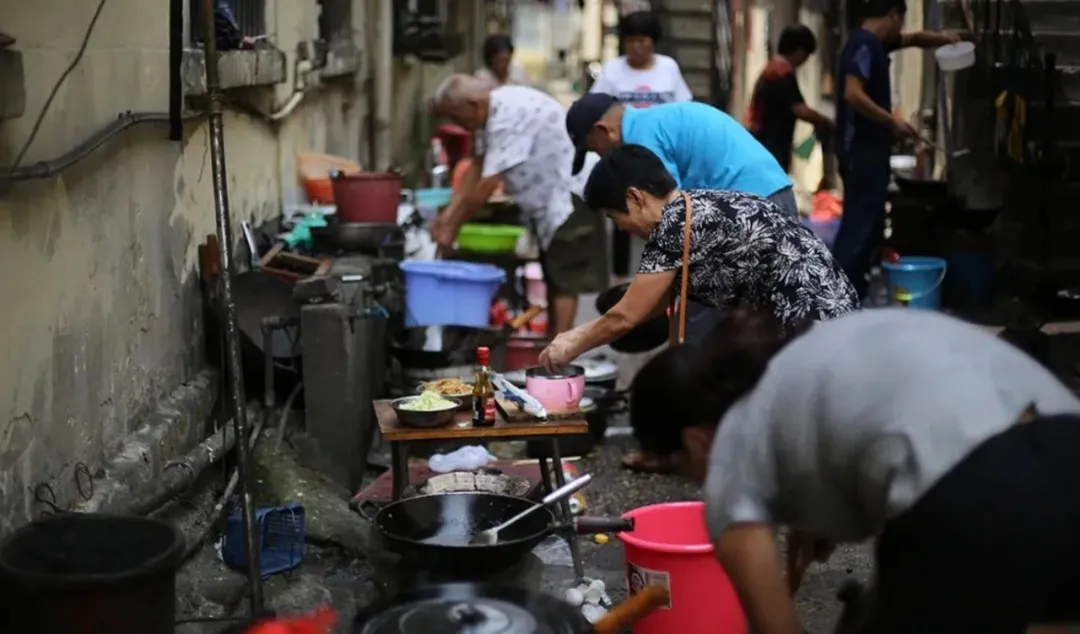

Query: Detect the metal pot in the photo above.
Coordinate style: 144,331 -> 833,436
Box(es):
351,583 -> 590,634
525,365 -> 585,412
354,493 -> 632,577
595,284 -> 668,353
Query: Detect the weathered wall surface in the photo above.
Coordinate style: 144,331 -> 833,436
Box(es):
0,0 -> 367,533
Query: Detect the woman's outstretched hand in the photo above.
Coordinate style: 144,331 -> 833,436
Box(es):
540,331 -> 578,371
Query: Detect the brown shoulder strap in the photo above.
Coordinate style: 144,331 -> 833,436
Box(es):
676,192 -> 693,343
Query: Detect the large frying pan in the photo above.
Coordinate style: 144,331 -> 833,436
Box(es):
595,283 -> 669,353
355,492 -> 632,577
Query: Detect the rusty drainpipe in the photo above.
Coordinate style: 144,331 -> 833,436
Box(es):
200,0 -> 265,613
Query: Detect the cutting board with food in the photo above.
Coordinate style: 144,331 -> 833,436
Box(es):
495,397 -> 583,422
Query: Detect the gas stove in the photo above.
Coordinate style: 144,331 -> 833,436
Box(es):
369,548 -> 544,599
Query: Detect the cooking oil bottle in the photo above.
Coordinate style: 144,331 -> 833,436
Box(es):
471,347 -> 496,427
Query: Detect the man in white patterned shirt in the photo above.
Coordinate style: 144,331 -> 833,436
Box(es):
430,74 -> 608,335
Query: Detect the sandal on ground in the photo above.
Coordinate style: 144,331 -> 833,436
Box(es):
621,450 -> 677,474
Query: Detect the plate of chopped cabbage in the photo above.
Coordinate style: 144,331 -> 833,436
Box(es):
391,392 -> 462,428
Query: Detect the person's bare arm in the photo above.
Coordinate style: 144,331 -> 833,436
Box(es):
716,524 -> 804,634
792,103 -> 834,130
896,31 -> 962,49
540,271 -> 673,370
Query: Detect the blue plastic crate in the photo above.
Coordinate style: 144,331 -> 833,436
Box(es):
222,504 -> 305,579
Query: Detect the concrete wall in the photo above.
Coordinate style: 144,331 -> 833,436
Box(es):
0,0 -> 369,532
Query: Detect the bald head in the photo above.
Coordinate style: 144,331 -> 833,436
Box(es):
430,74 -> 493,132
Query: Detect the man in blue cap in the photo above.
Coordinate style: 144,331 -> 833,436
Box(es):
566,94 -> 797,216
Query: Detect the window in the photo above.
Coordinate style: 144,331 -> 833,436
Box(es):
188,0 -> 267,44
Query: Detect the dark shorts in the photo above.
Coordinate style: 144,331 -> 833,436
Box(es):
875,414 -> 1080,634
540,195 -> 609,297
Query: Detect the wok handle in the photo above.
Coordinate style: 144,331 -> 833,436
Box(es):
574,516 -> 634,535
508,305 -> 545,331
352,500 -> 381,521
592,585 -> 669,634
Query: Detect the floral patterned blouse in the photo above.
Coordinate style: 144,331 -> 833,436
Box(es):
638,189 -> 860,327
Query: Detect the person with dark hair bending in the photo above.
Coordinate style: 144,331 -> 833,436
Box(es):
589,10 -> 694,283
629,308 -> 1080,634
834,0 -> 962,298
475,34 -> 529,87
539,144 -> 857,471
746,24 -> 834,173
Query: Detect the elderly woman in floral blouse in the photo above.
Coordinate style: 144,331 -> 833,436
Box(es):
539,144 -> 859,472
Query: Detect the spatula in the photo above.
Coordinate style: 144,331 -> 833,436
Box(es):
470,474 -> 593,545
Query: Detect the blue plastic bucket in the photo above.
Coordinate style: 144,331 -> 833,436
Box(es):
400,260 -> 506,327
881,256 -> 948,310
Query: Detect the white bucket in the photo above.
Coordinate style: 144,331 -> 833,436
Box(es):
935,42 -> 976,72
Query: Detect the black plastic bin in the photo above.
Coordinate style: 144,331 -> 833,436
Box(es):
0,513 -> 185,634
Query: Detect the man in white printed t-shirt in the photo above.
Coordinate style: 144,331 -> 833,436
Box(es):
430,75 -> 607,336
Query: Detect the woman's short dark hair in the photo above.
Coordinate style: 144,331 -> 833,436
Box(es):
862,0 -> 907,18
482,34 -> 514,65
618,11 -> 662,43
628,309 -> 808,454
777,24 -> 817,56
583,144 -> 677,213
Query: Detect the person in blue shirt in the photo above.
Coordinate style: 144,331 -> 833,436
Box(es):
566,94 -> 797,217
833,0 -> 960,298
565,95 -> 797,474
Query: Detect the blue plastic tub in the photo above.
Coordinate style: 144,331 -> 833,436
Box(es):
400,260 -> 506,327
414,188 -> 453,209
223,504 -> 305,579
947,251 -> 995,306
881,256 -> 948,310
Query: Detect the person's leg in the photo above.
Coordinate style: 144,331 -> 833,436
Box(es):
875,415 -> 1080,634
766,186 -> 800,217
540,195 -> 609,336
831,152 -> 888,299
612,226 -> 631,281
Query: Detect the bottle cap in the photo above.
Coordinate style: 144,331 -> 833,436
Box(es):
476,346 -> 490,364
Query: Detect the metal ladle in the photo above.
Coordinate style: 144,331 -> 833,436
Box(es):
470,474 -> 593,545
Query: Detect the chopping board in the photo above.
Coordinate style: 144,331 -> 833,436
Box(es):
495,397 -> 583,422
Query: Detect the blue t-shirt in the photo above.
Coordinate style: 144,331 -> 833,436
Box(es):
621,102 -> 791,198
836,28 -> 895,156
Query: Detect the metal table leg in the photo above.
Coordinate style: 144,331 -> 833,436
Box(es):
391,441 -> 408,501
549,438 -> 585,581
537,453 -> 554,494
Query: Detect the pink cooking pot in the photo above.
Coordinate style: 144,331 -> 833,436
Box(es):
525,365 -> 586,412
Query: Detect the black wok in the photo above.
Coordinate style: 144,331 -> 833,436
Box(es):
355,492 -> 633,576
389,326 -> 507,369
310,221 -> 403,253
595,283 -> 669,353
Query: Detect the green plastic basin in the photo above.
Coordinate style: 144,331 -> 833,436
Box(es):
457,224 -> 525,254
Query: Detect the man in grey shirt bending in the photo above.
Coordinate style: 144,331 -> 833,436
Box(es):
628,308 -> 1080,634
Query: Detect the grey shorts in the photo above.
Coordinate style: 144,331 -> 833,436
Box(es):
767,186 -> 799,217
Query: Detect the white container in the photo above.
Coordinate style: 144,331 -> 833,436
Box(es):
935,42 -> 976,72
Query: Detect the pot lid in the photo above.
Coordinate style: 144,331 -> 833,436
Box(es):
354,584 -> 586,634
526,365 -> 584,380
574,358 -> 619,383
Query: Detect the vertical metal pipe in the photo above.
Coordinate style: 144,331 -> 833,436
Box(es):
374,0 -> 394,171
201,0 -> 264,612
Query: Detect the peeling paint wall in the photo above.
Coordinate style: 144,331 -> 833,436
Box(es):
0,0 -> 368,533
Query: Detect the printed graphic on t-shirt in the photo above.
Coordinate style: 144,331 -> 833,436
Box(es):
617,85 -> 677,108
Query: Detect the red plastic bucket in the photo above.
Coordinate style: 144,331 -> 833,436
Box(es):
618,502 -> 746,634
331,172 -> 401,224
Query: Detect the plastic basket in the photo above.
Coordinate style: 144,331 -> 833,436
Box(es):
457,224 -> 526,254
400,260 -> 506,327
223,504 -> 305,579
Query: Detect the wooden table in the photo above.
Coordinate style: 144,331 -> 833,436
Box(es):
373,399 -> 590,579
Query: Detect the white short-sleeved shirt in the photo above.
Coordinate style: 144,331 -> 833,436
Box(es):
589,55 -> 694,107
480,86 -> 594,248
704,309 -> 1080,543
